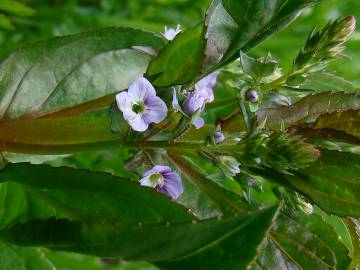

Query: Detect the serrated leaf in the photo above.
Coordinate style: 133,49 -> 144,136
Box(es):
258,92 -> 360,130
315,110 -> 360,139
0,205 -> 279,270
343,218 -> 360,270
251,211 -> 351,270
284,150 -> 360,217
0,242 -> 54,270
204,0 -> 317,68
301,72 -> 360,94
0,163 -> 192,224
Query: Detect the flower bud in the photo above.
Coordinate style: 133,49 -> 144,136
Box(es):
246,89 -> 259,103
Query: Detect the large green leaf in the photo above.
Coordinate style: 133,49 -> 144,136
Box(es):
0,28 -> 164,153
0,242 -> 54,270
258,92 -> 360,130
251,211 -> 351,270
0,163 -> 192,224
284,150 -> 360,217
204,0 -> 317,68
0,205 -> 279,270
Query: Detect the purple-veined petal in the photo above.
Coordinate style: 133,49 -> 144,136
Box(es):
128,114 -> 149,132
193,117 -> 205,129
183,93 -> 205,115
163,24 -> 181,41
127,77 -> 156,103
159,171 -> 183,200
214,131 -> 225,143
143,96 -> 168,124
116,91 -> 132,112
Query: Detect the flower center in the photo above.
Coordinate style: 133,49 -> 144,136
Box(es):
149,173 -> 165,188
132,102 -> 145,114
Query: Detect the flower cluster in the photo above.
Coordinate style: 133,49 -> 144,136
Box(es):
115,25 -> 220,199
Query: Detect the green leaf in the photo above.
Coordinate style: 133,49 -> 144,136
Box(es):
0,28 -> 163,119
146,24 -> 205,87
0,242 -> 54,270
0,205 -> 279,270
0,182 -> 64,230
0,13 -> 14,30
343,218 -> 360,270
252,211 -> 351,270
168,153 -> 253,218
315,110 -> 360,139
0,27 -> 163,152
0,1 -> 36,17
204,0 -> 317,68
284,150 -> 360,217
258,92 -> 360,130
301,72 -> 360,93
0,163 -> 192,224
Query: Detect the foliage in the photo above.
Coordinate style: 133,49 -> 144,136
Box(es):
1,0 -> 360,270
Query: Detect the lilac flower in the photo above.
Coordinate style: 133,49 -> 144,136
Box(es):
163,25 -> 181,41
140,165 -> 183,200
218,156 -> 241,176
183,72 -> 218,129
116,78 -> 167,132
214,131 -> 225,143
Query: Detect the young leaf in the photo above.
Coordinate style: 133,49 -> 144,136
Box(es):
146,24 -> 205,87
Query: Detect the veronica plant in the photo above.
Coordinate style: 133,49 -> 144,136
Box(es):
1,1 -> 360,270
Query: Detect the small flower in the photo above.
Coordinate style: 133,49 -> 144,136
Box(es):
254,157 -> 261,164
163,24 -> 181,41
214,131 -> 225,143
140,165 -> 183,200
116,78 -> 167,132
183,72 -> 218,129
246,89 -> 259,102
218,156 -> 241,176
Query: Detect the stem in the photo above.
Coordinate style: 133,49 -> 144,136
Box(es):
122,140 -> 206,150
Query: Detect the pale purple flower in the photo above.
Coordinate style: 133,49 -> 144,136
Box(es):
116,78 -> 167,132
183,72 -> 218,129
140,165 -> 183,200
214,131 -> 225,143
163,25 -> 181,41
218,156 -> 241,176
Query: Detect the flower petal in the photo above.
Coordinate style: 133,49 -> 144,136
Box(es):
127,77 -> 156,103
128,114 -> 149,132
183,93 -> 205,115
161,172 -> 183,200
143,165 -> 172,177
143,96 -> 168,124
116,91 -> 131,112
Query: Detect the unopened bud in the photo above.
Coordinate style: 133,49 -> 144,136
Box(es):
246,89 -> 259,103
